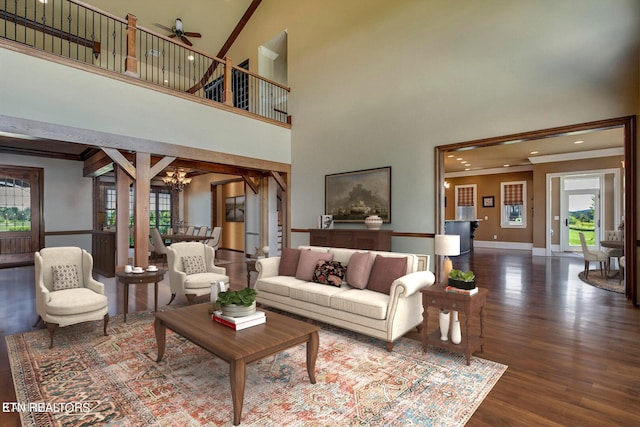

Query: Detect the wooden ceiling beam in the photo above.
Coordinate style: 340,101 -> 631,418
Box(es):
83,150 -> 114,177
270,171 -> 286,191
243,175 -> 260,194
102,148 -> 136,179
150,156 -> 176,179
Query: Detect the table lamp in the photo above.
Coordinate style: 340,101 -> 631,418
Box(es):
435,234 -> 460,282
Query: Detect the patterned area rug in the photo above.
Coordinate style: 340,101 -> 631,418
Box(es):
6,311 -> 507,426
578,269 -> 624,294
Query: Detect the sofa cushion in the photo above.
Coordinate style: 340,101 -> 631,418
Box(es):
366,255 -> 408,295
345,251 -> 375,289
184,272 -> 229,289
51,264 -> 80,291
182,255 -> 206,275
312,260 -> 346,287
295,251 -> 334,281
279,247 -> 302,276
290,282 -> 345,307
330,288 -> 389,320
256,275 -> 308,297
47,287 -> 108,316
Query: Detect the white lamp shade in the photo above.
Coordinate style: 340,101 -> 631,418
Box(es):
434,234 -> 461,257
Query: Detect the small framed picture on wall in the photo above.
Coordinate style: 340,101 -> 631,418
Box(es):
482,196 -> 495,208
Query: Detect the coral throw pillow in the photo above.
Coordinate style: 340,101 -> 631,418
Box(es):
366,255 -> 408,295
295,251 -> 334,281
313,260 -> 346,287
345,251 -> 375,289
279,247 -> 302,276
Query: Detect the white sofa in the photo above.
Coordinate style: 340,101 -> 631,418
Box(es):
254,246 -> 435,351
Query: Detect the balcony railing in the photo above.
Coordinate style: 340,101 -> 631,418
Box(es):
0,0 -> 290,125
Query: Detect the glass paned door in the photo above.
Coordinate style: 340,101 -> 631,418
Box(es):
0,166 -> 43,266
563,190 -> 600,252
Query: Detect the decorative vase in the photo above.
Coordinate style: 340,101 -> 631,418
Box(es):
450,310 -> 461,344
439,310 -> 450,341
364,215 -> 383,230
221,301 -> 257,318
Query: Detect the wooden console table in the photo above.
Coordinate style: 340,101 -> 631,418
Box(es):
421,284 -> 487,365
309,229 -> 392,251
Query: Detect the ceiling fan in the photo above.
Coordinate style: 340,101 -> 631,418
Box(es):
154,18 -> 201,47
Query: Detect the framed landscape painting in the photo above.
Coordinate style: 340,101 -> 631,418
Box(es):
225,196 -> 245,222
325,167 -> 391,223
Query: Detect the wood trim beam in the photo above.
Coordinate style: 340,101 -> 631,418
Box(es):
102,148 -> 136,179
83,151 -> 114,177
187,0 -> 263,94
116,166 -> 132,268
243,175 -> 259,194
150,156 -> 176,179
270,171 -> 286,191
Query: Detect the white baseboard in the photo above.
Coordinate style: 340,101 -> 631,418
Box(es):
474,240 -> 533,251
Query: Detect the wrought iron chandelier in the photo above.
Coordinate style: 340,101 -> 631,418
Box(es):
162,168 -> 192,192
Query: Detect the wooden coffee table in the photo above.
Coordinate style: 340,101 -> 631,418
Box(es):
154,304 -> 320,425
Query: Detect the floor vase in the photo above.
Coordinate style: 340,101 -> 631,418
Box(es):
439,310 -> 450,341
451,311 -> 462,344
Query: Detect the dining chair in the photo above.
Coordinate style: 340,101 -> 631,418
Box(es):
205,227 -> 222,251
602,230 -> 623,274
185,226 -> 195,236
150,228 -> 169,265
579,232 -> 607,278
196,226 -> 208,237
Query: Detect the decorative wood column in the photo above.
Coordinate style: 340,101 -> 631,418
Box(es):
116,165 -> 132,267
125,14 -> 139,77
223,56 -> 234,106
134,153 -> 151,268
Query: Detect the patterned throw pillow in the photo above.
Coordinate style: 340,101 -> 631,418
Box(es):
182,255 -> 206,275
51,264 -> 80,291
312,260 -> 346,287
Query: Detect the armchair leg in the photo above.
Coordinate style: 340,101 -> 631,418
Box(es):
167,293 -> 177,305
385,341 -> 394,352
46,322 -> 59,349
33,315 -> 42,328
186,294 -> 196,305
103,313 -> 109,336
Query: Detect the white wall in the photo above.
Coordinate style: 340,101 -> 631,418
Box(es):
228,0 -> 640,255
1,154 -> 93,250
0,48 -> 291,164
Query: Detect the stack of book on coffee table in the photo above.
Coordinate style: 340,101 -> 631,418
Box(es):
212,310 -> 266,330
444,286 -> 478,295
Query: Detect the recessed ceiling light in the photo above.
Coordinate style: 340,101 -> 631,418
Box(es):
187,55 -> 195,61
574,140 -> 584,144
503,164 -> 510,167
465,168 -> 470,171
530,151 -> 539,154
447,154 -> 454,158
456,158 -> 463,161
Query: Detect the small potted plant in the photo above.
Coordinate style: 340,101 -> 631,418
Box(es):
216,287 -> 258,317
448,269 -> 476,290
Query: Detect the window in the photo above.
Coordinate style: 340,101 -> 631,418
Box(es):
0,176 -> 31,231
102,185 -> 173,236
501,181 -> 526,228
454,184 -> 477,220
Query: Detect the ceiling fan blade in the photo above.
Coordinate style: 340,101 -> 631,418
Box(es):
154,23 -> 173,32
181,36 -> 193,47
184,32 -> 201,38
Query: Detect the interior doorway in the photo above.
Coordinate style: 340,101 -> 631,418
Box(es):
562,179 -> 601,252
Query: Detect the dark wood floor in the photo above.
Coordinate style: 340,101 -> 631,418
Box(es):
1,248 -> 639,426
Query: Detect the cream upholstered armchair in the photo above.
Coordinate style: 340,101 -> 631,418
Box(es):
34,247 -> 109,348
166,242 -> 229,305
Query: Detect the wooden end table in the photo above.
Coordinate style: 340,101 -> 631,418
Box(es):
421,284 -> 487,365
155,304 -> 319,425
115,269 -> 166,322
